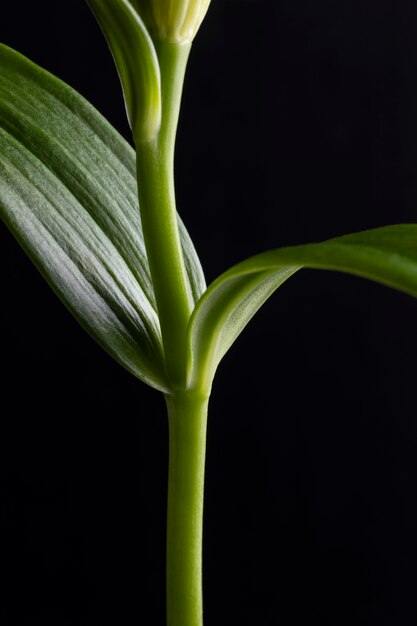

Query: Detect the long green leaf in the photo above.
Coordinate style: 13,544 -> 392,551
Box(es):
0,43 -> 206,392
186,225 -> 417,393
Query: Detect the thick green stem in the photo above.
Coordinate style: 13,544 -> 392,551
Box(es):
135,41 -> 193,387
165,391 -> 209,626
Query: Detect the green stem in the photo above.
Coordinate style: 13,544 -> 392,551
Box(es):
134,39 -> 208,626
165,391 -> 209,626
134,41 -> 193,387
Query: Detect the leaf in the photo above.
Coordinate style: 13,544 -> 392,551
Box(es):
186,225 -> 417,393
0,43 -> 205,392
86,0 -> 161,141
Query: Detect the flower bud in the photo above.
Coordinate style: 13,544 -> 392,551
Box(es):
131,0 -> 212,43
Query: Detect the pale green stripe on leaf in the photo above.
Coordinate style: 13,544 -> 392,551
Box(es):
0,43 -> 205,391
0,127 -> 166,390
0,43 -> 156,308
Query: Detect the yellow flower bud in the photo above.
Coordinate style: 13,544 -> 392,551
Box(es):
131,0 -> 212,43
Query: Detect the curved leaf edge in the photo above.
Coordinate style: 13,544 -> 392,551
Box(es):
0,41 -> 207,394
186,224 -> 417,394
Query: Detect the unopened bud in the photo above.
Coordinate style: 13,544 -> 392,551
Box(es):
131,0 -> 212,43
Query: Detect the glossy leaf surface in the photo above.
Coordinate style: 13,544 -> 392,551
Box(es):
186,225 -> 417,393
0,43 -> 205,392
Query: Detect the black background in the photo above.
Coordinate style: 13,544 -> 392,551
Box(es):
1,1 -> 417,624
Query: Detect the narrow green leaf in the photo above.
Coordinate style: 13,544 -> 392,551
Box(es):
0,43 -> 205,391
86,0 -> 161,141
186,225 -> 417,393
